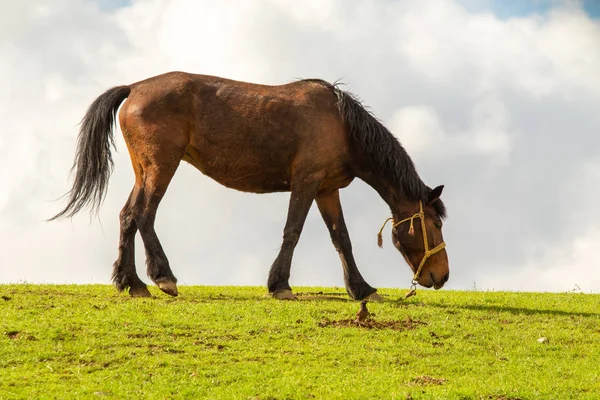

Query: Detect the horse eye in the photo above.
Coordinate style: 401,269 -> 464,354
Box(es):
434,221 -> 443,229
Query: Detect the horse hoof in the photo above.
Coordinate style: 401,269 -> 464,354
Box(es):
129,286 -> 152,298
365,292 -> 383,302
158,281 -> 178,297
273,289 -> 296,300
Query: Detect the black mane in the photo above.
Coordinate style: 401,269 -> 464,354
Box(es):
301,79 -> 446,219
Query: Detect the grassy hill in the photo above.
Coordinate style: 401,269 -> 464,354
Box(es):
1,285 -> 599,399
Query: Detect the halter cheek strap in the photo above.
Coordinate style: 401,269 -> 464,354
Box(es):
377,201 -> 446,296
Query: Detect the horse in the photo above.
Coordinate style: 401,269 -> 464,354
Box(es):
51,71 -> 449,300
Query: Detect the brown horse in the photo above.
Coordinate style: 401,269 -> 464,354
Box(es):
52,72 -> 449,300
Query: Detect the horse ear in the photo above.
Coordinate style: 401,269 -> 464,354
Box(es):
427,185 -> 444,205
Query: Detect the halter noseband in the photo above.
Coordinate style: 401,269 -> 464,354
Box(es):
377,201 -> 446,294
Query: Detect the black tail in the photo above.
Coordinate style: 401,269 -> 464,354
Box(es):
50,85 -> 131,220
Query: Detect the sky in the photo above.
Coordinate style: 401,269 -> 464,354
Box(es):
1,0 -> 599,294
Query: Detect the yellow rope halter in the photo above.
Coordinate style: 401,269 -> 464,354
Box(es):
377,201 -> 446,297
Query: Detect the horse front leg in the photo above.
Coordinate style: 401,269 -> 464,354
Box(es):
268,174 -> 324,300
316,189 -> 381,301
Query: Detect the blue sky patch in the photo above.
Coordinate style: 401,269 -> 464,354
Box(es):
458,0 -> 600,19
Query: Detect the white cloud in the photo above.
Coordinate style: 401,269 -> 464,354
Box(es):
389,96 -> 513,164
476,228 -> 600,293
389,106 -> 446,156
464,95 -> 513,163
396,2 -> 600,97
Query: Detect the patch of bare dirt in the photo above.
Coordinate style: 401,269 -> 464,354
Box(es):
318,316 -> 426,331
4,330 -> 20,339
410,375 -> 447,386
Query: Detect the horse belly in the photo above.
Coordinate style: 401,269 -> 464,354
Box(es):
182,142 -> 293,193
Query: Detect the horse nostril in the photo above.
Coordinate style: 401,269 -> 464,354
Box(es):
442,272 -> 449,283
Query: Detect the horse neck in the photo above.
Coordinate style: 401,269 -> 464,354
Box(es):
356,168 -> 412,216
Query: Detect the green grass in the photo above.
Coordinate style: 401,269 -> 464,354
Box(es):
1,285 -> 599,399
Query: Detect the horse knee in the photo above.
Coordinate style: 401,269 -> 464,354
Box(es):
132,212 -> 155,233
282,229 -> 301,246
118,209 -> 135,232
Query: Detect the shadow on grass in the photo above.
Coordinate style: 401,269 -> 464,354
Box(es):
428,302 -> 600,318
296,295 -> 353,302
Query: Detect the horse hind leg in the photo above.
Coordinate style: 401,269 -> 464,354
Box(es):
122,123 -> 187,297
132,157 -> 184,297
112,186 -> 151,297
